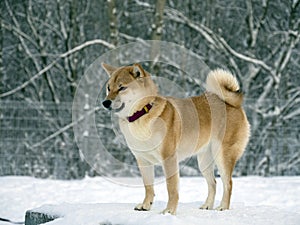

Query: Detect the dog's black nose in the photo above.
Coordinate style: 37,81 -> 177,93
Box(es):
102,100 -> 112,109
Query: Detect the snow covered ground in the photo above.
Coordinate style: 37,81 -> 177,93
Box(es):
0,176 -> 300,225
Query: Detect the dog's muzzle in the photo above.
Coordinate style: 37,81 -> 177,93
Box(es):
102,100 -> 125,113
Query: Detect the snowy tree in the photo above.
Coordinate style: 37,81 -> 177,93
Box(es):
0,0 -> 299,178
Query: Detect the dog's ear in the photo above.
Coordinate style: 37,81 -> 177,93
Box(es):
102,63 -> 117,77
132,64 -> 147,78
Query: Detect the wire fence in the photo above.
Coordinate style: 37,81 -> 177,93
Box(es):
0,99 -> 299,179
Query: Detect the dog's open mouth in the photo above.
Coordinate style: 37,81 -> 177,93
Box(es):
113,102 -> 125,113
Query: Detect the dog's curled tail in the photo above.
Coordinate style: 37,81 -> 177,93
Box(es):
206,69 -> 243,108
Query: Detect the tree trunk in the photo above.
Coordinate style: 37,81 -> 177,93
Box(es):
151,0 -> 166,74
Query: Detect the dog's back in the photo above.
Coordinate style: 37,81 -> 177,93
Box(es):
165,69 -> 250,161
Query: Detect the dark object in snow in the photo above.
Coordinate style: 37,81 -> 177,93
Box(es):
25,210 -> 60,225
0,217 -> 24,224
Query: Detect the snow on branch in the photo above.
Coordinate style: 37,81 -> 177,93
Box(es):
0,59 -> 59,98
60,40 -> 115,58
0,39 -> 115,98
165,7 -> 276,78
284,107 -> 300,120
217,36 -> 274,74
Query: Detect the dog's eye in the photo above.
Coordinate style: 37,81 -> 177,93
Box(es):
119,86 -> 127,91
107,86 -> 110,92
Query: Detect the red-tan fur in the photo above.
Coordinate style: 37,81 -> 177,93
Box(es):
102,63 -> 250,215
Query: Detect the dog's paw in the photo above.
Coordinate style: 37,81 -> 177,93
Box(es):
199,203 -> 213,210
161,207 -> 176,215
215,205 -> 229,211
134,202 -> 152,211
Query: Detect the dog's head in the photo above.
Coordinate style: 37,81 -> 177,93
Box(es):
101,63 -> 158,118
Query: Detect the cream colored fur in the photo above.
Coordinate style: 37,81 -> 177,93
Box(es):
102,63 -> 250,215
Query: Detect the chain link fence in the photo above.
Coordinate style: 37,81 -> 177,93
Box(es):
0,99 -> 299,179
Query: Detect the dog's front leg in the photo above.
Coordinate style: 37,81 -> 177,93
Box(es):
134,158 -> 155,211
162,154 -> 179,215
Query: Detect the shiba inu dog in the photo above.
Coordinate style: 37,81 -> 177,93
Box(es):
102,63 -> 250,215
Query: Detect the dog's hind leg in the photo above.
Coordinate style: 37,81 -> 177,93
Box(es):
214,145 -> 236,211
134,158 -> 155,211
197,146 -> 216,210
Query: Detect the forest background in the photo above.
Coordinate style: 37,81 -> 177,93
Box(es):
1,0 -> 299,179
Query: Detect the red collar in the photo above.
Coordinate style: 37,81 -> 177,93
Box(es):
127,103 -> 152,122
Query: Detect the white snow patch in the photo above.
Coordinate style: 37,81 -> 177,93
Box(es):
0,176 -> 300,225
35,202 -> 300,225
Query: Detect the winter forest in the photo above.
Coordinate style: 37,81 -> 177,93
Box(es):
1,0 -> 299,179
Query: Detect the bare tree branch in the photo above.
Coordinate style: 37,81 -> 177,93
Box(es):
0,39 -> 115,98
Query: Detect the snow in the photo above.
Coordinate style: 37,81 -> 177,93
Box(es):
0,176 -> 300,225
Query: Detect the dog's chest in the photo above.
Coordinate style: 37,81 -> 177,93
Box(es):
119,119 -> 165,163
128,121 -> 152,140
